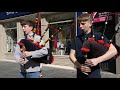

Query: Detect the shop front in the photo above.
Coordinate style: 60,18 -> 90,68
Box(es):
42,12 -> 76,55
0,12 -> 37,59
0,12 -> 76,60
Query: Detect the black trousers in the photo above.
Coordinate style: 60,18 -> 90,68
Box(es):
77,68 -> 101,78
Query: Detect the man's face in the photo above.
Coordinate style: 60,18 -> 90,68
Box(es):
79,21 -> 92,34
22,25 -> 33,34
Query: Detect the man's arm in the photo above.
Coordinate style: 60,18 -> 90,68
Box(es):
69,49 -> 81,68
22,39 -> 48,58
85,43 -> 118,66
69,49 -> 91,75
14,44 -> 22,63
31,47 -> 48,58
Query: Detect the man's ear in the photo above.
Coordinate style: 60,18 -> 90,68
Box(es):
89,21 -> 92,27
30,26 -> 34,31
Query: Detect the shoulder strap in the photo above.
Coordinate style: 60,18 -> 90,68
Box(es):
33,33 -> 36,38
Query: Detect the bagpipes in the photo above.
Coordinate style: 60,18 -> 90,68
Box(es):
18,24 -> 62,64
80,12 -> 120,64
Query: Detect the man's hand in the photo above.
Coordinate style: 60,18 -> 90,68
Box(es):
22,51 -> 32,58
79,64 -> 91,75
19,58 -> 25,65
85,58 -> 100,67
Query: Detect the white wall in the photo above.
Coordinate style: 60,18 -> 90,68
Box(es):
0,24 -> 7,59
41,18 -> 49,48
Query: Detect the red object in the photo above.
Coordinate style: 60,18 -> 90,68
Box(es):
50,55 -> 54,64
34,42 -> 42,49
36,12 -> 41,35
18,42 -> 24,46
88,37 -> 95,41
54,36 -> 57,49
98,40 -> 104,44
93,16 -> 106,23
104,43 -> 110,48
81,47 -> 90,53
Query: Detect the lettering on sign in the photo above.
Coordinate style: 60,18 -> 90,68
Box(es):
6,12 -> 18,15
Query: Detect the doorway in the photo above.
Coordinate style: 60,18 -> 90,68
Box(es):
3,22 -> 17,53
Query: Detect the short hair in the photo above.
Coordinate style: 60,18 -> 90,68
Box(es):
77,13 -> 93,23
21,20 -> 35,28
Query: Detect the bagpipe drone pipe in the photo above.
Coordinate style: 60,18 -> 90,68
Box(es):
18,24 -> 62,64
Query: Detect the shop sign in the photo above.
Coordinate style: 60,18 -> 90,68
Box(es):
93,12 -> 113,23
0,12 -> 35,20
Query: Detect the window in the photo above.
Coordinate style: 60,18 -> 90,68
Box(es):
3,22 -> 17,53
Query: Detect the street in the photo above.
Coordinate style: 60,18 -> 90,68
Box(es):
0,55 -> 120,78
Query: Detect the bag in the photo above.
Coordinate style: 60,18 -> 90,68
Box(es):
34,48 -> 54,64
18,38 -> 54,64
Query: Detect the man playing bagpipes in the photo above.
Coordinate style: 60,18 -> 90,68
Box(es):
69,13 -> 117,78
14,20 -> 48,78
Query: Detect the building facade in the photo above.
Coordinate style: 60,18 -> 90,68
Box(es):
1,12 -> 120,74
0,12 -> 76,60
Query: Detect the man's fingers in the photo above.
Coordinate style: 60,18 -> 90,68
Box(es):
22,51 -> 31,57
81,65 -> 91,72
83,72 -> 89,75
85,60 -> 93,66
19,59 -> 25,65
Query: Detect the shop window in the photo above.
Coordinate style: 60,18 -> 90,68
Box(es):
49,21 -> 75,55
3,22 -> 17,53
42,12 -> 75,55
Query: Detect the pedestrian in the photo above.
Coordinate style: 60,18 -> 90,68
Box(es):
14,20 -> 48,78
69,13 -> 117,78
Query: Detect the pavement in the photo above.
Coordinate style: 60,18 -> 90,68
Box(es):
0,55 -> 120,78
